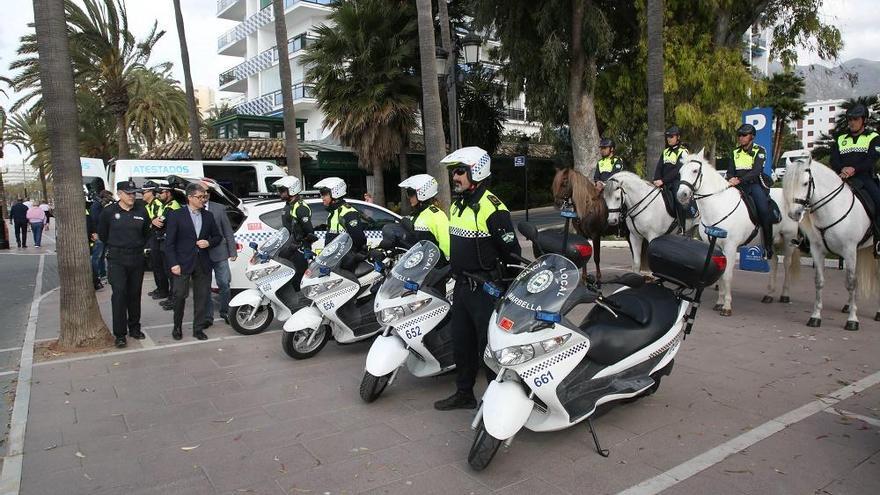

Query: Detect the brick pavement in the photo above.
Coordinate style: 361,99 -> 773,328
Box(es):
15,246 -> 880,494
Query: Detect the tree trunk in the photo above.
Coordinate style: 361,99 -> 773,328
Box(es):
38,162 -> 48,201
568,0 -> 601,177
0,170 -> 8,220
115,111 -> 129,159
398,151 -> 411,215
273,0 -> 302,178
371,162 -> 386,207
34,0 -> 110,348
415,0 -> 450,208
772,117 -> 784,165
437,0 -> 460,151
646,0 -> 665,179
173,0 -> 203,161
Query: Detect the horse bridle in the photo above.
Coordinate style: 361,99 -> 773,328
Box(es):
606,179 -> 661,221
793,167 -> 845,213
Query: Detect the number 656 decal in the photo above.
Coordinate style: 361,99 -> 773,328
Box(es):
533,371 -> 554,388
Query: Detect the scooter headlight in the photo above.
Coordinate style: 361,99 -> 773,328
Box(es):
407,298 -> 432,312
246,264 -> 280,281
305,278 -> 343,299
495,345 -> 535,366
539,334 -> 571,353
379,305 -> 406,324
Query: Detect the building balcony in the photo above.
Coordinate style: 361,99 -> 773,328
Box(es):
234,82 -> 317,116
218,33 -> 317,91
217,0 -> 332,56
217,0 -> 245,21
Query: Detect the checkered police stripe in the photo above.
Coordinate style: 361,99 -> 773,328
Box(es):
450,226 -> 491,238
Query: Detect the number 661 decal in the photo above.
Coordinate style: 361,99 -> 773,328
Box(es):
533,371 -> 554,388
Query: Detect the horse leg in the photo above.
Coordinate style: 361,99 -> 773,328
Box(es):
719,244 -> 736,316
807,250 -> 826,327
842,248 -> 860,331
593,233 -> 602,282
762,250 -> 778,304
629,231 -> 642,273
712,242 -> 726,311
779,240 -> 795,303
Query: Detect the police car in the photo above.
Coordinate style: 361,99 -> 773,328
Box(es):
229,197 -> 402,290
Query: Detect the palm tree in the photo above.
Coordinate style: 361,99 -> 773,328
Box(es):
5,111 -> 50,201
458,65 -> 506,154
127,66 -> 188,150
761,72 -> 807,164
11,0 -> 164,159
302,0 -> 420,206
646,0 -> 664,177
172,0 -> 202,160
272,0 -> 302,177
415,0 -> 450,208
0,75 -> 12,220
33,0 -> 110,348
201,102 -> 234,138
812,96 -> 880,161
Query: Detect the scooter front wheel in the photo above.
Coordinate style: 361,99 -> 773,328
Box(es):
359,371 -> 391,403
468,421 -> 502,471
230,304 -> 274,335
282,325 -> 329,359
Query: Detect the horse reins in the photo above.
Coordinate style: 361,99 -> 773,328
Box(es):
606,180 -> 670,237
793,167 -> 857,254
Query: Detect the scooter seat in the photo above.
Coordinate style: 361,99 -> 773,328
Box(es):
579,284 -> 679,366
354,261 -> 375,278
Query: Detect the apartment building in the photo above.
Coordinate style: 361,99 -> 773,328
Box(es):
788,99 -> 846,150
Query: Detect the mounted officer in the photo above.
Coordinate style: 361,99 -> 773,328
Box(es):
593,137 -> 624,191
653,126 -> 694,232
726,123 -> 774,259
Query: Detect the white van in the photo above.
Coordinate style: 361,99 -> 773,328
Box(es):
773,149 -> 810,182
111,160 -> 285,197
81,157 -> 108,192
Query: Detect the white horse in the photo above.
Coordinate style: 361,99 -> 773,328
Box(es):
782,158 -> 879,330
676,151 -> 801,316
603,172 -> 699,272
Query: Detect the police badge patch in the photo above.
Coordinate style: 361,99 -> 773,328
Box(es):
502,232 -> 515,243
349,220 -> 358,226
114,213 -> 121,220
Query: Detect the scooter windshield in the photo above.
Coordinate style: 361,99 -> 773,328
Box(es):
306,233 -> 352,277
495,254 -> 580,334
258,228 -> 290,257
378,241 -> 441,299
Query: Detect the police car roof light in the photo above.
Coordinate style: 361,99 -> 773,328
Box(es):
535,311 -> 562,323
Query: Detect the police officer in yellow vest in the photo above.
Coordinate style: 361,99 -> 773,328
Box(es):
273,176 -> 316,290
831,104 -> 880,256
398,174 -> 450,259
152,181 -> 182,310
142,180 -> 164,298
434,146 -> 521,411
593,137 -> 624,191
314,177 -> 367,251
727,123 -> 774,259
653,126 -> 693,232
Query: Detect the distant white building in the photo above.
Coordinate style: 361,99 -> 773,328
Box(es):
788,98 -> 845,150
193,85 -> 216,117
743,24 -> 772,76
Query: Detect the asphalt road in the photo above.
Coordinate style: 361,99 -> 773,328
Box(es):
511,205 -> 564,231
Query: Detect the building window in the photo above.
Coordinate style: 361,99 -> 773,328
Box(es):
808,143 -> 814,148
828,118 -> 835,124
808,119 -> 814,125
809,108 -> 814,114
829,106 -> 835,111
808,131 -> 814,137
796,120 -> 802,129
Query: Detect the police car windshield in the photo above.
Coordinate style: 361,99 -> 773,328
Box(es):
378,241 -> 441,299
258,228 -> 290,257
308,233 -> 352,274
495,254 -> 580,335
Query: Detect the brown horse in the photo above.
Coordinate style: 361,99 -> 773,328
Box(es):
551,167 -> 614,280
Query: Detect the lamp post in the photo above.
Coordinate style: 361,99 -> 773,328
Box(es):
462,30 -> 482,66
435,46 -> 461,152
516,136 -> 530,221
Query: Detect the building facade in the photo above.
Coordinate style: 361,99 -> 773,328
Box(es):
788,98 -> 846,150
215,0 -> 539,142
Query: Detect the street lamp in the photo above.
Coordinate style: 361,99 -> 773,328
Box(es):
462,30 -> 482,65
435,46 -> 449,77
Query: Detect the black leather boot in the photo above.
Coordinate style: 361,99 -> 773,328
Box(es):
433,389 -> 477,411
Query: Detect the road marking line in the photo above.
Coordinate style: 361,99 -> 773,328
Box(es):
617,369 -> 880,495
0,371 -> 18,378
824,408 -> 880,428
0,348 -> 21,354
139,330 -> 157,349
0,254 -> 45,495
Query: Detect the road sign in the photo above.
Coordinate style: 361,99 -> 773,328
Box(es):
514,156 -> 526,167
741,107 -> 774,176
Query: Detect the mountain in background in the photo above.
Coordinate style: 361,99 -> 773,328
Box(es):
770,58 -> 880,101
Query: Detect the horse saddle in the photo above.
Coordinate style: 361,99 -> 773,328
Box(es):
847,178 -> 877,218
661,186 -> 697,219
740,188 -> 782,226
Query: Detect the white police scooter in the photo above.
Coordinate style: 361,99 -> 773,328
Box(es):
227,228 -> 307,335
360,240 -> 455,402
282,233 -> 384,359
467,223 -> 728,471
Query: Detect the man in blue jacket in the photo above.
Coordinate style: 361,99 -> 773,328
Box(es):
9,199 -> 29,248
164,182 -> 222,341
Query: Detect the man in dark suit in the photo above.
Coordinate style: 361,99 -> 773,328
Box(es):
10,198 -> 29,248
164,182 -> 222,341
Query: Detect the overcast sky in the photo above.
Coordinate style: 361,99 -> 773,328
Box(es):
1,0 -> 878,166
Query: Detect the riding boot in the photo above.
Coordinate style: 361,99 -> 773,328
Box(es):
762,221 -> 774,260
676,209 -> 686,235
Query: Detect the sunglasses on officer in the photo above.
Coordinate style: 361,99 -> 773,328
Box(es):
452,166 -> 468,176
405,188 -> 418,197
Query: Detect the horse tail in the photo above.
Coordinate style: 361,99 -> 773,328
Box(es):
788,245 -> 801,283
639,239 -> 650,274
856,247 -> 879,301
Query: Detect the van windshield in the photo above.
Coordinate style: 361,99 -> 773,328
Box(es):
203,164 -> 258,198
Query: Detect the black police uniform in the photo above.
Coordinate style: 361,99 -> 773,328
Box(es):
97,194 -> 151,341
281,197 -> 316,290
447,183 -> 521,400
727,144 -> 774,255
654,142 -> 692,230
830,128 -> 880,251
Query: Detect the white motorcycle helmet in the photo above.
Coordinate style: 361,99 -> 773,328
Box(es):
440,146 -> 491,182
272,176 -> 303,195
314,177 -> 347,199
398,174 -> 439,202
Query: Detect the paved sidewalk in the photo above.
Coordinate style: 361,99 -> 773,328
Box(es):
15,247 -> 880,494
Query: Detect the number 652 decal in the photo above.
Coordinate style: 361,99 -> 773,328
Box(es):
533,371 -> 554,388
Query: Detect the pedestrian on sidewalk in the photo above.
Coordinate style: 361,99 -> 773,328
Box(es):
164,182 -> 222,341
9,198 -> 29,248
203,184 -> 237,327
25,200 -> 47,247
97,180 -> 151,348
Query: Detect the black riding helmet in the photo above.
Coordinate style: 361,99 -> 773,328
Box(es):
846,104 -> 868,119
599,137 -> 615,148
664,125 -> 681,137
736,123 -> 756,136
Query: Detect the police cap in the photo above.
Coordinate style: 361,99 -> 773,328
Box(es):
736,123 -> 756,136
116,180 -> 141,194
664,126 -> 681,137
846,104 -> 868,119
599,137 -> 615,148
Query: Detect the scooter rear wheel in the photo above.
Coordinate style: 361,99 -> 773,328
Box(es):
468,421 -> 502,471
282,325 -> 329,359
359,371 -> 391,403
230,304 -> 273,335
